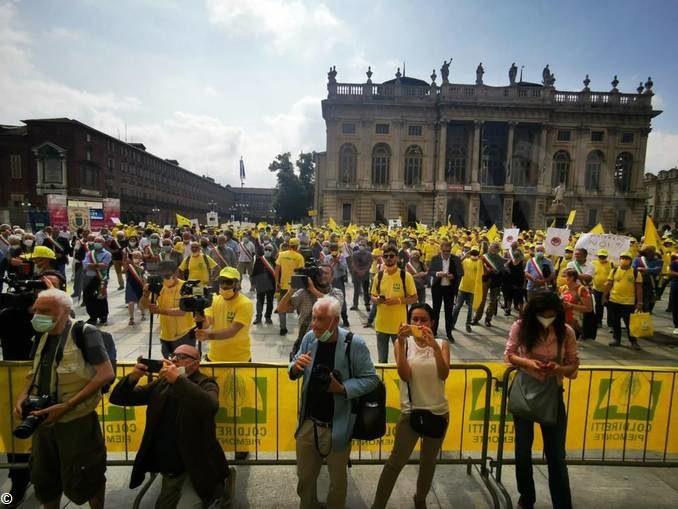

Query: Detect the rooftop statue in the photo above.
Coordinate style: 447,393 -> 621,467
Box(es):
441,58 -> 452,83
476,62 -> 484,85
509,62 -> 517,85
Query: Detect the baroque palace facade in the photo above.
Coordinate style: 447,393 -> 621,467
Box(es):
314,62 -> 659,234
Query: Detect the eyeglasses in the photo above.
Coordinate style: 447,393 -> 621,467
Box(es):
169,353 -> 197,361
219,278 -> 237,286
383,253 -> 397,259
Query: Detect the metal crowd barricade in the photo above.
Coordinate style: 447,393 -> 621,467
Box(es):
491,366 -> 678,509
0,361 -> 502,507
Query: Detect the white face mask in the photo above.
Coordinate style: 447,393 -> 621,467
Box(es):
537,315 -> 556,329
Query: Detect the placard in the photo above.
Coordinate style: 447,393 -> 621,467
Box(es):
545,228 -> 570,257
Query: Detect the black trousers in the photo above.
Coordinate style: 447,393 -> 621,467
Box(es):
332,278 -> 349,323
83,276 -> 109,322
607,301 -> 636,343
352,276 -> 370,307
256,290 -> 275,319
513,394 -> 572,509
670,285 -> 678,328
431,285 -> 456,337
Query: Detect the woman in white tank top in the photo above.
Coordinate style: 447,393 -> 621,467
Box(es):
372,303 -> 450,509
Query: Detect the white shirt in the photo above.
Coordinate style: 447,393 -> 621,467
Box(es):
400,337 -> 448,415
441,256 -> 451,286
566,260 -> 595,277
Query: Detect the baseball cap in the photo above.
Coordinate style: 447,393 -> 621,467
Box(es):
620,251 -> 633,259
219,266 -> 241,280
597,249 -> 609,257
32,245 -> 56,260
289,238 -> 300,246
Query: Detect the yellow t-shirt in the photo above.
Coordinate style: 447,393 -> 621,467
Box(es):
275,249 -> 305,290
204,293 -> 254,362
179,254 -> 218,284
555,255 -> 573,287
608,266 -> 642,306
592,259 -> 613,292
156,279 -> 195,341
371,269 -> 417,334
459,258 -> 479,293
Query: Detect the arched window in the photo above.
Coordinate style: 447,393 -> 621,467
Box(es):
585,150 -> 604,191
372,143 -> 390,186
615,152 -> 633,192
552,150 -> 570,187
338,144 -> 357,185
404,145 -> 423,186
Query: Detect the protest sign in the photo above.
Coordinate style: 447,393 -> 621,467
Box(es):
502,228 -> 520,250
575,233 -> 632,263
545,228 -> 570,257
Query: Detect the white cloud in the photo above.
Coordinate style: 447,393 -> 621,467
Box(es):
646,130 -> 678,173
206,0 -> 347,59
46,27 -> 82,40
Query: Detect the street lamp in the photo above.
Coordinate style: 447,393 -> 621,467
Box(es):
207,201 -> 217,212
151,206 -> 160,224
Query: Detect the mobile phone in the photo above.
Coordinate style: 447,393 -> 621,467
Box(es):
138,358 -> 164,373
410,325 -> 423,338
379,294 -> 386,301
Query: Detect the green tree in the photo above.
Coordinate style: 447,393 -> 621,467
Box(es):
269,151 -> 316,223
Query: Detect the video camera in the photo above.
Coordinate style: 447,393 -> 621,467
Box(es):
291,260 -> 323,290
0,275 -> 47,310
179,279 -> 214,313
146,261 -> 178,296
13,394 -> 53,439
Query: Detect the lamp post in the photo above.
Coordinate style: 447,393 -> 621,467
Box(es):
152,206 -> 160,225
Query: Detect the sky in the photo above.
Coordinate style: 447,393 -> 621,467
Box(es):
1,0 -> 677,188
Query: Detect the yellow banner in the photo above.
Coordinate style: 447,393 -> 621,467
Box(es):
566,210 -> 576,226
2,363 -> 677,460
176,213 -> 191,227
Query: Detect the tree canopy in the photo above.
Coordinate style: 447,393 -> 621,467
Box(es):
269,151 -> 315,223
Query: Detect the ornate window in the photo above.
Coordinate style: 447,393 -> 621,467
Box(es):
404,145 -> 423,186
585,151 -> 603,191
614,152 -> 633,192
338,143 -> 357,185
552,150 -> 570,187
371,143 -> 390,186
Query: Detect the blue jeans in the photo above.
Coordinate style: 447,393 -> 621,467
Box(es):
451,290 -> 473,327
376,332 -> 397,363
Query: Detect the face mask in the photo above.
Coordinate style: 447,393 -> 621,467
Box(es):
316,328 -> 332,342
220,289 -> 235,299
93,242 -> 103,250
322,247 -> 330,255
162,245 -> 172,253
264,250 -> 273,257
176,366 -> 186,375
535,252 -> 544,260
151,239 -> 159,245
537,315 -> 556,329
31,313 -> 55,332
128,241 -> 137,247
23,239 -> 34,247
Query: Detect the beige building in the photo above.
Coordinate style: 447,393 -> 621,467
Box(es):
315,63 -> 660,234
645,168 -> 678,232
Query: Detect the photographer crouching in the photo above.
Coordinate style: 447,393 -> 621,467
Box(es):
277,261 -> 345,360
12,288 -> 114,508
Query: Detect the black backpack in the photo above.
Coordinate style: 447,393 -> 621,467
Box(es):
345,332 -> 386,441
70,320 -> 117,393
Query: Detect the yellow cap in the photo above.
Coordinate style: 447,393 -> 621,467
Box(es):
289,238 -> 300,246
219,266 -> 241,280
597,249 -> 609,257
32,245 -> 56,260
620,251 -> 633,259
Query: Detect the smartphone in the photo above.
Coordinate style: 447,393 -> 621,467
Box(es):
410,325 -> 423,338
379,294 -> 386,301
138,358 -> 164,373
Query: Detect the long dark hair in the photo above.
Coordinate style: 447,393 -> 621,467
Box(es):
407,302 -> 434,323
518,290 -> 566,352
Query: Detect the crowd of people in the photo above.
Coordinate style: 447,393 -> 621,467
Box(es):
0,219 -> 677,508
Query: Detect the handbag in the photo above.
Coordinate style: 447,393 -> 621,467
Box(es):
629,311 -> 653,338
405,340 -> 448,439
345,333 -> 386,441
508,342 -> 562,426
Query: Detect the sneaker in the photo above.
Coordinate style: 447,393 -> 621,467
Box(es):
470,320 -> 480,326
630,341 -> 641,351
365,304 -> 371,311
342,321 -> 350,327
86,318 -> 97,325
465,325 -> 472,333
265,317 -> 273,324
608,340 -> 621,347
279,328 -> 287,336
128,318 -> 134,326
140,314 -> 146,321
252,318 -> 262,325
363,322 -> 373,328
117,286 -> 124,291
235,451 -> 249,460
349,305 -> 358,310
7,481 -> 29,509
447,335 -> 455,344
485,320 -> 492,327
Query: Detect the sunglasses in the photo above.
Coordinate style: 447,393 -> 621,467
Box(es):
383,253 -> 397,259
169,353 -> 197,361
219,278 -> 237,286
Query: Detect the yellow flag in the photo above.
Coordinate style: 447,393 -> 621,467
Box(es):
346,223 -> 358,236
588,223 -> 605,234
176,213 -> 191,227
566,210 -> 576,226
472,258 -> 485,312
256,222 -> 268,230
644,215 -> 661,249
487,224 -> 500,243
328,217 -> 338,230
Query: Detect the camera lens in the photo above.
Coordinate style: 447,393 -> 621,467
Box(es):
13,415 -> 40,439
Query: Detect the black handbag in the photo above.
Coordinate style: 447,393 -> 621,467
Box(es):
405,340 -> 448,439
345,333 -> 386,441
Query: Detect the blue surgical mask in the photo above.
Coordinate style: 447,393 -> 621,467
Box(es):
93,242 -> 103,250
31,313 -> 55,332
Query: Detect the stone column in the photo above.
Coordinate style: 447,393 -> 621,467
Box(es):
505,121 -> 516,191
573,127 -> 589,193
359,120 -> 371,188
503,195 -> 514,228
634,128 -> 650,193
537,123 -> 551,193
471,121 -> 482,190
469,194 -> 480,227
437,120 -> 448,186
603,127 -> 618,195
391,120 -> 403,190
533,197 -> 546,229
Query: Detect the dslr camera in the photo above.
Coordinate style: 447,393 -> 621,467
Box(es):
311,364 -> 342,392
13,394 -> 53,439
0,274 -> 47,310
179,279 -> 214,313
291,260 -> 323,290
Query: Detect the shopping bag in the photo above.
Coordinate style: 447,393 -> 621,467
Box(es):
629,312 -> 654,338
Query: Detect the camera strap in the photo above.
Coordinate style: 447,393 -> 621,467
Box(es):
29,320 -> 73,400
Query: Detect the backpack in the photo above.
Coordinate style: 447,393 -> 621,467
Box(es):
70,320 -> 117,393
345,332 -> 386,441
376,268 -> 406,296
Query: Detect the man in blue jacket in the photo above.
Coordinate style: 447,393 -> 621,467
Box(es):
289,296 -> 379,509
